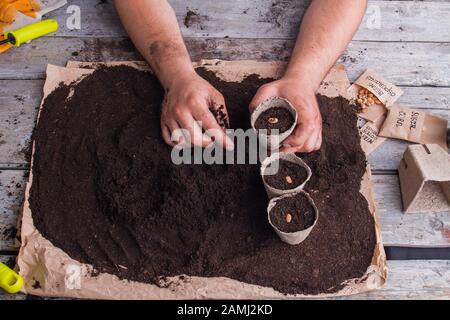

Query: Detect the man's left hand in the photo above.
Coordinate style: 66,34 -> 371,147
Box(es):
249,76 -> 323,153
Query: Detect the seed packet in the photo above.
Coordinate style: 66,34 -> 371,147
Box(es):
348,69 -> 403,123
354,69 -> 404,107
379,105 -> 448,149
360,115 -> 387,155
359,102 -> 387,123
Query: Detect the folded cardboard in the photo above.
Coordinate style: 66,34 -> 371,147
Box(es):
399,144 -> 450,213
360,115 -> 387,155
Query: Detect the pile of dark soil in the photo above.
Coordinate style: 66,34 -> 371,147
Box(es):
254,107 -> 294,134
270,193 -> 316,233
264,159 -> 308,190
30,66 -> 376,295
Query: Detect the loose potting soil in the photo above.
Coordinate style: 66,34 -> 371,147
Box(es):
254,107 -> 295,134
30,66 -> 376,295
270,193 -> 316,233
264,159 -> 308,190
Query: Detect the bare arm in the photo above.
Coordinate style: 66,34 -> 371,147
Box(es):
115,0 -> 233,149
250,0 -> 368,152
114,0 -> 191,87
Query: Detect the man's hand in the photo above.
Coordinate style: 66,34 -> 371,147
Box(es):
161,71 -> 234,150
247,0 -> 367,153
249,76 -> 322,153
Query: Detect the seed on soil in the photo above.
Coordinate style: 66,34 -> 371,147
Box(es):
264,159 -> 308,191
270,192 -> 316,233
286,213 -> 293,224
254,107 -> 295,135
268,117 -> 279,124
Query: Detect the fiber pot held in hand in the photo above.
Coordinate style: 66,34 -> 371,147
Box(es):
268,191 -> 319,245
251,97 -> 297,150
261,152 -> 312,198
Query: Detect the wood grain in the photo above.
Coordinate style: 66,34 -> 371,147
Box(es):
0,170 -> 26,251
1,38 -> 450,87
43,0 -> 450,42
340,260 -> 450,300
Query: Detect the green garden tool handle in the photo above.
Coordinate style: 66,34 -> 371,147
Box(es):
0,262 -> 23,294
4,19 -> 58,47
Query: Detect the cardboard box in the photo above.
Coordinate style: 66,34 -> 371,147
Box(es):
399,144 -> 450,213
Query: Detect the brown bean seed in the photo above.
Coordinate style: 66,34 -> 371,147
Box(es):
285,176 -> 293,184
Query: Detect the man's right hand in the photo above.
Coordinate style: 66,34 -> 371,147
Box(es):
160,71 -> 234,150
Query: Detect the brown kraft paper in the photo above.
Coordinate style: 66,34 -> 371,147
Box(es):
360,115 -> 387,155
17,61 -> 387,299
379,105 -> 448,150
354,69 -> 403,107
348,69 -> 403,123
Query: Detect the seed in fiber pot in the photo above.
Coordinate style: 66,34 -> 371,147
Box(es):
264,160 -> 308,191
254,107 -> 295,135
270,193 -> 316,233
286,213 -> 293,224
268,117 -> 279,124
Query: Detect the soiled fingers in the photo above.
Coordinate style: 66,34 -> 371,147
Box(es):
161,119 -> 182,147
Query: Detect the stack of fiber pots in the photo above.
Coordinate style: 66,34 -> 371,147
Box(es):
252,97 -> 319,245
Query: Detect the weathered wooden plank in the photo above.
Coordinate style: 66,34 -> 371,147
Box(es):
0,80 -> 448,167
400,87 -> 450,111
0,80 -> 42,169
44,0 -> 450,42
1,170 -> 449,251
1,38 -> 450,86
0,255 -> 27,300
0,170 -> 27,251
342,260 -> 450,300
0,259 -> 448,300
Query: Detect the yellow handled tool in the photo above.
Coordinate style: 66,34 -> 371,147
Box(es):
0,19 -> 58,47
0,261 -> 23,294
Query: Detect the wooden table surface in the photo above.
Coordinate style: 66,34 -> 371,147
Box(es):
0,0 -> 449,300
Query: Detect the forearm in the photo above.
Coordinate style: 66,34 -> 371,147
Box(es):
285,0 -> 367,91
114,0 -> 193,88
